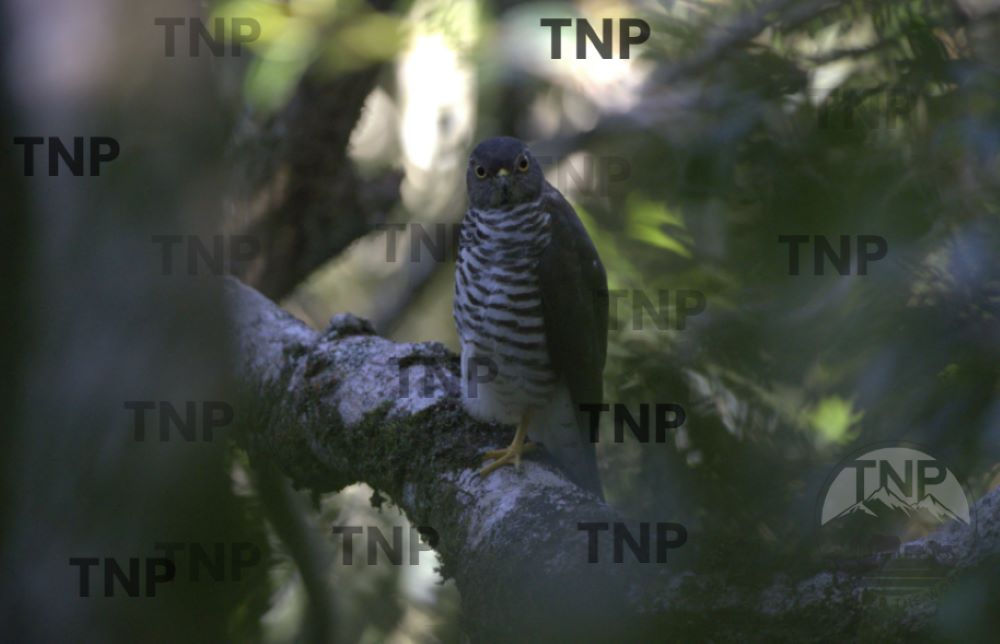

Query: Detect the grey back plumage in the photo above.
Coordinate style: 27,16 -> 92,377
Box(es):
536,183 -> 608,497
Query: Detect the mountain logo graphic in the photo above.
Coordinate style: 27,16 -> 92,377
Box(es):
819,445 -> 972,534
832,485 -> 963,524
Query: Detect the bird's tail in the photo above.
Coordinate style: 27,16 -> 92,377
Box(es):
529,382 -> 604,500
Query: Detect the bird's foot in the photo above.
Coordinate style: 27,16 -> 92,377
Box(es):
480,441 -> 536,476
482,442 -> 537,460
479,441 -> 536,477
478,410 -> 534,478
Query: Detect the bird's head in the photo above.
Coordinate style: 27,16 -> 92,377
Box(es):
466,136 -> 544,209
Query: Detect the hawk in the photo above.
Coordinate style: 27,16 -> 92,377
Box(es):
453,136 -> 608,498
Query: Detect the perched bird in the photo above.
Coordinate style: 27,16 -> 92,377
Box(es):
453,136 -> 608,498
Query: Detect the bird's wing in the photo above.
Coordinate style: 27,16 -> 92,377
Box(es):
537,183 -> 609,496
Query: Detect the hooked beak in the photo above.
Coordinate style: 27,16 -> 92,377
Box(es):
496,174 -> 511,203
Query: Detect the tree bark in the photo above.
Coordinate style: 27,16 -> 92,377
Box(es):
226,0 -> 400,301
227,72 -> 401,301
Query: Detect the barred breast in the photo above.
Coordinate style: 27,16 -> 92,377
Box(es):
453,198 -> 557,424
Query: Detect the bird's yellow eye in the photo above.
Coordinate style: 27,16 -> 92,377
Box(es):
475,165 -> 487,178
517,156 -> 529,172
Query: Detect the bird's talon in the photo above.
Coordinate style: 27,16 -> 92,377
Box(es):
482,442 -> 536,460
478,441 -> 536,477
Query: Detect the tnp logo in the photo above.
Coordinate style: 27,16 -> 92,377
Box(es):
819,445 -> 971,539
818,444 -> 973,603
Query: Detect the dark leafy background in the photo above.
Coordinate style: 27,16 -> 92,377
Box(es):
3,0 -> 998,641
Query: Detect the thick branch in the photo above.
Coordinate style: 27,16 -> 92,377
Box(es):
224,277 -> 1000,641
227,68 -> 399,300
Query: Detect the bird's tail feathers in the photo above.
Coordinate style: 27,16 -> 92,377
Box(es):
529,383 -> 604,500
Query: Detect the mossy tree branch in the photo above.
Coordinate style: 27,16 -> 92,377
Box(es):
224,276 -> 1000,642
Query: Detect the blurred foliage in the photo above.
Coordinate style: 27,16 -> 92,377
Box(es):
215,0 -> 406,111
211,0 -> 1000,639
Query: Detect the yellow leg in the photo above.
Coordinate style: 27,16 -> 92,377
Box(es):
479,411 -> 535,477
